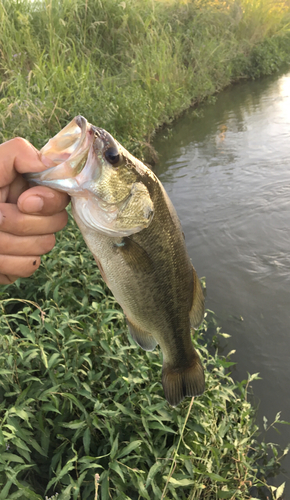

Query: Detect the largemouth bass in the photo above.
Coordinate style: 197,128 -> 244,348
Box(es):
25,116 -> 205,406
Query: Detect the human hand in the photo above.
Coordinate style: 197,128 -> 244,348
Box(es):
0,137 -> 70,285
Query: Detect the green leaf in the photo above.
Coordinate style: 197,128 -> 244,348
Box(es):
146,461 -> 163,487
0,369 -> 13,375
109,460 -> 125,482
136,477 -> 151,500
41,403 -> 61,414
110,433 -> 119,459
2,453 -> 25,463
248,372 -> 261,382
58,484 -> 72,500
18,324 -> 35,343
62,420 -> 86,430
47,352 -> 61,369
13,409 -> 30,422
217,490 -> 238,499
8,484 -> 43,499
53,284 -> 60,302
14,437 -> 31,451
191,423 -> 206,434
0,479 -> 12,500
60,393 -> 86,412
83,427 -> 91,456
114,402 -> 135,417
117,440 -> 142,459
207,473 -> 229,482
39,346 -> 48,369
46,457 -> 75,490
0,428 -> 4,446
168,477 -> 195,486
100,471 -> 109,500
149,422 -> 176,433
29,438 -> 47,457
38,385 -> 61,401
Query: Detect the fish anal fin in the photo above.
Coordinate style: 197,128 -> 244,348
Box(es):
190,267 -> 205,329
162,352 -> 205,406
127,318 -> 158,351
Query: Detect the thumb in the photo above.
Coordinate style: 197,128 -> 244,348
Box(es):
0,137 -> 46,188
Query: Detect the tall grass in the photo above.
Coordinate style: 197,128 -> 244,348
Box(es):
1,0 -> 290,498
0,0 -> 289,152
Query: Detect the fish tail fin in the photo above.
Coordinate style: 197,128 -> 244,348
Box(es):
162,351 -> 205,406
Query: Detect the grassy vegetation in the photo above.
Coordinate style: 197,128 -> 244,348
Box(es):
0,0 -> 290,152
0,216 -> 289,500
1,0 -> 290,499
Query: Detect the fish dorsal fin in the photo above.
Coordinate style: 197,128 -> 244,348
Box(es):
126,318 -> 158,351
189,267 -> 205,329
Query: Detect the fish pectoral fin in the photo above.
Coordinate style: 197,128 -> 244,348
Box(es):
127,318 -> 158,351
189,267 -> 205,329
115,237 -> 154,274
162,350 -> 205,407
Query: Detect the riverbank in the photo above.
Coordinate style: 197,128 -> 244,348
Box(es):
0,0 -> 290,499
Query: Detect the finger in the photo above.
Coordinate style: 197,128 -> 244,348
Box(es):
0,255 -> 41,278
0,137 -> 45,188
0,274 -> 19,285
6,175 -> 29,204
0,203 -> 68,236
18,186 -> 70,216
0,232 -> 56,256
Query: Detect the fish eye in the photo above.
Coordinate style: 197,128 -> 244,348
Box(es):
104,146 -> 120,166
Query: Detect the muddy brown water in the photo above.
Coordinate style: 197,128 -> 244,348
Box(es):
153,69 -> 290,494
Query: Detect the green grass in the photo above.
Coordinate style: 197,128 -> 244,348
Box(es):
0,0 -> 290,153
1,0 -> 290,498
0,215 -> 289,500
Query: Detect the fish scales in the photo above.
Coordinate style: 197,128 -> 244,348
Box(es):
25,116 -> 205,406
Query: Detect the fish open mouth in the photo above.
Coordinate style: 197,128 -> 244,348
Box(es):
24,115 -> 95,191
40,115 -> 89,167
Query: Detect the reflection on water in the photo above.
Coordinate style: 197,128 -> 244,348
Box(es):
153,70 -> 290,491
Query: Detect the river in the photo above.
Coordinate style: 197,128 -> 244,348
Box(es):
153,69 -> 290,494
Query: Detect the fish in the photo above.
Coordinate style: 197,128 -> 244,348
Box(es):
25,115 -> 205,406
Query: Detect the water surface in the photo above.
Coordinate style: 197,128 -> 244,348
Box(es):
153,70 -> 290,491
